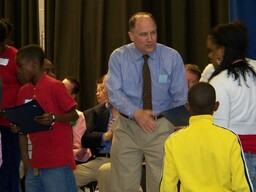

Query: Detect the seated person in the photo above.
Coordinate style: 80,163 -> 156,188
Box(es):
160,82 -> 253,191
96,74 -> 107,104
62,77 -> 91,164
184,64 -> 201,89
97,162 -> 144,192
174,64 -> 201,132
73,75 -> 117,192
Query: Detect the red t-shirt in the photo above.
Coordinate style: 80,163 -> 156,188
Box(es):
0,46 -> 20,126
17,74 -> 77,169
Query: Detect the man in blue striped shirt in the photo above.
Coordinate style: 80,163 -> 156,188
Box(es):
107,12 -> 187,192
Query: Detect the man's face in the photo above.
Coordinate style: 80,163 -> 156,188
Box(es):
128,16 -> 157,54
186,70 -> 199,90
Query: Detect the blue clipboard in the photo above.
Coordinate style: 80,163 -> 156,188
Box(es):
161,105 -> 190,126
3,100 -> 52,134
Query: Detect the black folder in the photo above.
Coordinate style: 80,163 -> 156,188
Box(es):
3,100 -> 52,134
161,105 -> 190,126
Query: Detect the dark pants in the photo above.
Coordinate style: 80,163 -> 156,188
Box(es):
0,125 -> 20,192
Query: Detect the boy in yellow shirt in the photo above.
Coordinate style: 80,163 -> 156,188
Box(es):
160,82 -> 253,192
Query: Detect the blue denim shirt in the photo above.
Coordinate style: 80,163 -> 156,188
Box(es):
107,43 -> 188,118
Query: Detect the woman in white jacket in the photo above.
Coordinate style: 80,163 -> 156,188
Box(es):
207,20 -> 256,189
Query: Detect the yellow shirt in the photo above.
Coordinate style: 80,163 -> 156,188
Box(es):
160,115 -> 253,192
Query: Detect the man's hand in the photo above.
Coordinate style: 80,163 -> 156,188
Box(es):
103,119 -> 115,141
133,109 -> 157,133
103,129 -> 113,141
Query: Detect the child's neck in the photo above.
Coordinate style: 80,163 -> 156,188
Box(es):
32,71 -> 44,85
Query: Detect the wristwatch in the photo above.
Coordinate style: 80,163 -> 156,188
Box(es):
51,114 -> 56,125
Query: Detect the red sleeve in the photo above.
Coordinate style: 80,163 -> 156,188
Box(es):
50,81 -> 77,113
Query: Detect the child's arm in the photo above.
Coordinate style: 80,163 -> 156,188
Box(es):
34,107 -> 78,125
19,134 -> 30,175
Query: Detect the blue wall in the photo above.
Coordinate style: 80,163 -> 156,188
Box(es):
230,0 -> 256,59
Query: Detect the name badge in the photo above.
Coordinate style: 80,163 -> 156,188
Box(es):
159,74 -> 168,83
0,58 -> 9,66
25,99 -> 32,104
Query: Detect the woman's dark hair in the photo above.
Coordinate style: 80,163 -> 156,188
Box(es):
0,18 -> 13,34
209,20 -> 256,85
0,20 -> 7,43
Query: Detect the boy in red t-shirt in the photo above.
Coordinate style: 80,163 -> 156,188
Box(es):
12,44 -> 78,192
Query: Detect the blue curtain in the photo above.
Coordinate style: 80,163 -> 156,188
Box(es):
230,0 -> 256,59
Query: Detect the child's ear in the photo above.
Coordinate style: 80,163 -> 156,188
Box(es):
185,102 -> 190,112
214,101 -> 220,112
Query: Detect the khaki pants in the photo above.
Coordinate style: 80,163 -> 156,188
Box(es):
97,162 -> 143,192
73,157 -> 110,192
110,115 -> 174,192
97,163 -> 111,192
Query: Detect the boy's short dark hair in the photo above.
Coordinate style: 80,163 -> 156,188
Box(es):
188,82 -> 216,115
16,44 -> 45,66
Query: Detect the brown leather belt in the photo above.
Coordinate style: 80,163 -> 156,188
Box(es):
96,153 -> 111,158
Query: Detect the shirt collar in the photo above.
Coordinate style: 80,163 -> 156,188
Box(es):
105,102 -> 113,110
132,43 -> 158,61
189,115 -> 214,126
28,73 -> 48,90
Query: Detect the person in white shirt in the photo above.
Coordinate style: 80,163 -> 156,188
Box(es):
207,20 -> 256,189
